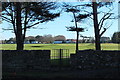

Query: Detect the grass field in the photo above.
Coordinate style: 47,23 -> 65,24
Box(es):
0,43 -> 119,53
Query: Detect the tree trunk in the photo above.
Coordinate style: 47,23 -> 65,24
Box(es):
73,12 -> 79,53
76,31 -> 79,53
92,2 -> 101,50
16,2 -> 24,50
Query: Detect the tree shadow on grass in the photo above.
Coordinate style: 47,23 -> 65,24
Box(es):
31,46 -> 43,48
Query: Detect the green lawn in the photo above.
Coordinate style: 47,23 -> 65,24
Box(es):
0,43 -> 119,53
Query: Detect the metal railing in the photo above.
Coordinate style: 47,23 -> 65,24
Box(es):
51,49 -> 69,59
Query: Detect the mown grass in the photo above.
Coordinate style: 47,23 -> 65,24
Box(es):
0,43 -> 119,53
0,43 -> 119,59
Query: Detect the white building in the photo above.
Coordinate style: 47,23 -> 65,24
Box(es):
31,41 -> 39,44
24,41 -> 39,44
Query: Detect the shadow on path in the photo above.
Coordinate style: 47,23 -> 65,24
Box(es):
2,68 -> 120,80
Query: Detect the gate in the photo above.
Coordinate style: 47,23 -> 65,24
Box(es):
51,49 -> 70,59
51,49 -> 70,70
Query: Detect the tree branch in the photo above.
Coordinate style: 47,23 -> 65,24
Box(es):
2,28 -> 13,30
10,6 -> 17,36
23,4 -> 28,41
26,13 -> 35,24
99,13 -> 112,31
73,4 -> 92,8
2,6 -> 12,17
2,3 -> 17,35
23,21 -> 41,29
98,13 -> 109,27
81,10 -> 93,19
88,16 -> 93,20
100,23 -> 112,37
2,16 -> 12,23
98,7 -> 113,28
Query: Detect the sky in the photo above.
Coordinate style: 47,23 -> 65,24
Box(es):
0,2 -> 119,40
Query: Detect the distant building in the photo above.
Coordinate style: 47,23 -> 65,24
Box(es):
80,36 -> 94,43
66,39 -> 72,43
24,40 -> 39,44
100,37 -> 110,43
71,39 -> 77,43
24,41 -> 30,44
0,40 -> 2,44
66,39 -> 76,43
7,41 -> 16,44
31,41 -> 39,44
85,37 -> 94,43
53,40 -> 63,44
53,39 -> 77,44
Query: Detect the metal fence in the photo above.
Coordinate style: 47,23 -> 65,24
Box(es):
51,49 -> 70,59
50,49 -> 70,70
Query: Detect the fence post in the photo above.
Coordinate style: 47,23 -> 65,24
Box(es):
59,49 -> 63,70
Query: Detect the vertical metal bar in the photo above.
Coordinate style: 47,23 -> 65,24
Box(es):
68,49 -> 69,58
61,49 -> 64,59
54,49 -> 55,59
53,49 -> 54,59
65,49 -> 66,58
66,49 -> 67,58
66,49 -> 68,58
59,49 -> 62,70
60,49 -> 62,61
